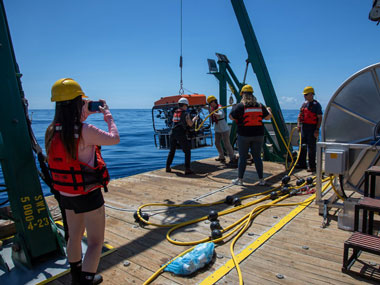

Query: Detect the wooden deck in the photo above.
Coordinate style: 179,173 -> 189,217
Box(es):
5,157 -> 380,284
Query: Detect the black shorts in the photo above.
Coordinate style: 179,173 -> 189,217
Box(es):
59,188 -> 104,214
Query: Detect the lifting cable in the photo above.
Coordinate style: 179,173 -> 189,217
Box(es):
178,0 -> 184,95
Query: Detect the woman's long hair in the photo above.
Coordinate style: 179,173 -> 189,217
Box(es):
45,96 -> 83,159
240,93 -> 257,107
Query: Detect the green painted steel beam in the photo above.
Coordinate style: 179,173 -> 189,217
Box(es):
230,0 -> 290,160
0,0 -> 62,268
211,58 -> 241,147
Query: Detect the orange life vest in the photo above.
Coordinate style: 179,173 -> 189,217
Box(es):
48,126 -> 110,195
243,105 -> 263,127
300,102 -> 318,124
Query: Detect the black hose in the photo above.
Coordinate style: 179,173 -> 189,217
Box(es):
339,174 -> 348,199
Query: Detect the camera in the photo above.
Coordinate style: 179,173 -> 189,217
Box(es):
88,101 -> 104,112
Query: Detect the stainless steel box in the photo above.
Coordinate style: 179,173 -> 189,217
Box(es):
325,149 -> 347,175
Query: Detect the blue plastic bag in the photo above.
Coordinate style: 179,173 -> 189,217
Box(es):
164,242 -> 215,275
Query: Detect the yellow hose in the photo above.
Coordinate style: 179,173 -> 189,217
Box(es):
141,177 -> 332,284
195,104 -> 302,173
195,105 -> 232,132
143,245 -> 197,285
329,175 -> 345,201
230,178 -> 332,285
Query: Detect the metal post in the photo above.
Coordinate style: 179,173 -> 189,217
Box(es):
316,142 -> 323,211
217,60 -> 228,108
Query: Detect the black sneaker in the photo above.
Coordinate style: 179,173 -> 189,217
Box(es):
185,169 -> 195,175
166,167 -> 171,173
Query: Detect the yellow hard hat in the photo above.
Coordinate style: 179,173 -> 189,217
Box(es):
240,84 -> 254,95
303,86 -> 315,95
207,95 -> 217,104
51,78 -> 88,102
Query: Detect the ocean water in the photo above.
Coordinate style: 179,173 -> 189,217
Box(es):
0,109 -> 299,205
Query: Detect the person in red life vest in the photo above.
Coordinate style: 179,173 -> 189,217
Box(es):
229,85 -> 272,186
45,78 -> 120,285
166,97 -> 198,175
207,95 -> 236,164
296,86 -> 323,172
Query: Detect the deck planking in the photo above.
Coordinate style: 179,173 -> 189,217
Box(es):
2,157 -> 379,284
49,157 -> 380,284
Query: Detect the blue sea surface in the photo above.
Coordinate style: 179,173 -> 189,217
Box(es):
0,109 -> 299,205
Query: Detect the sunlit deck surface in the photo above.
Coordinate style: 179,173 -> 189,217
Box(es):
43,158 -> 380,284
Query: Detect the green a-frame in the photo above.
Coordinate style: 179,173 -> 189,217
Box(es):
208,0 -> 291,162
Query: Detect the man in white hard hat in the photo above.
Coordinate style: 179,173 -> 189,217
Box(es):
166,97 -> 198,175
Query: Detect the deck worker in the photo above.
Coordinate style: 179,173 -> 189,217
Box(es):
229,84 -> 272,186
166,97 -> 198,175
296,86 -> 323,172
45,78 -> 120,285
207,95 -> 236,164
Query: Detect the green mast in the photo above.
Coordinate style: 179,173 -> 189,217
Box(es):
230,0 -> 290,160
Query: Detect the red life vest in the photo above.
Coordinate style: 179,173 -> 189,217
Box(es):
300,101 -> 318,124
211,104 -> 224,124
48,126 -> 110,195
243,105 -> 263,127
173,109 -> 183,123
172,109 -> 188,131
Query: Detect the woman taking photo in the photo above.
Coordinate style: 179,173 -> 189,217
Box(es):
229,84 -> 272,186
45,78 -> 120,284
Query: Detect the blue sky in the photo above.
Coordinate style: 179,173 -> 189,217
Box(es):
4,0 -> 380,109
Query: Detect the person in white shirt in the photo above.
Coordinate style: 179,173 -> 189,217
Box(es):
207,95 -> 236,164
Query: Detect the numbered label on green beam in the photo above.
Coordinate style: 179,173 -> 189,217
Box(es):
20,195 -> 50,231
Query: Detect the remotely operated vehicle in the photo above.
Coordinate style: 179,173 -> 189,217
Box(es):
152,94 -> 213,149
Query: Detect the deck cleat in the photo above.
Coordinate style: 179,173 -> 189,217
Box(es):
208,210 -> 218,221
